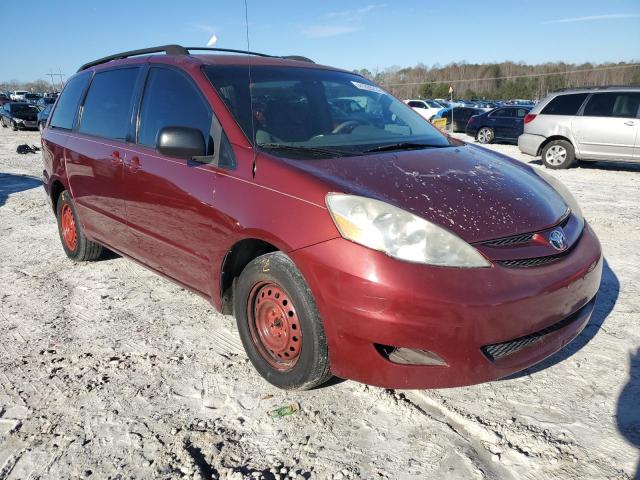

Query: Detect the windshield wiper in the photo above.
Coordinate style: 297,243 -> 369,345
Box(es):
260,143 -> 356,157
363,142 -> 450,153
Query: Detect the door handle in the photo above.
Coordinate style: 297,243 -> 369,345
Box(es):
624,120 -> 636,126
129,156 -> 141,173
110,151 -> 122,167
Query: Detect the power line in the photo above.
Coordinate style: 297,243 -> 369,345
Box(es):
380,64 -> 640,87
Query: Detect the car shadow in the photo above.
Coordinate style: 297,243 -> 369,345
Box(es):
507,259 -> 619,379
617,347 -> 640,478
0,172 -> 42,207
527,159 -> 640,173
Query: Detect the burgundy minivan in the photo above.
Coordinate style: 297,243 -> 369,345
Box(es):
41,45 -> 602,390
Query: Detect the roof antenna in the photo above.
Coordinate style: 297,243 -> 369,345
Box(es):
244,0 -> 258,178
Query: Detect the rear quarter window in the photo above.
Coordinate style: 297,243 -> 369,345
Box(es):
49,72 -> 91,130
540,93 -> 588,116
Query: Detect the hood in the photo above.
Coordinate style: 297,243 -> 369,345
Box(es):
286,145 -> 568,243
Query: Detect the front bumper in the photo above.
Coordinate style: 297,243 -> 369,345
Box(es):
290,224 -> 602,389
518,133 -> 546,156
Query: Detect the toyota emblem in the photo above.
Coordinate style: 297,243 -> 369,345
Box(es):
549,229 -> 567,251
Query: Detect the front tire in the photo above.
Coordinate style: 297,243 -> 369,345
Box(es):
11,121 -> 18,131
56,191 -> 104,261
541,139 -> 575,169
477,127 -> 494,144
234,252 -> 332,390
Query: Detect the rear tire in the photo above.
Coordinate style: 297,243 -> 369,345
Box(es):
541,139 -> 575,169
234,251 -> 332,390
477,127 -> 494,144
56,191 -> 103,261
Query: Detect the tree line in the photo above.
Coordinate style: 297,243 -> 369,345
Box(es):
0,79 -> 59,94
3,60 -> 639,100
353,61 -> 640,100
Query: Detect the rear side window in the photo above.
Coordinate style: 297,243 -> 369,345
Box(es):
540,93 -> 588,116
138,67 -> 213,153
583,92 -> 640,118
491,108 -> 513,117
79,68 -> 139,141
49,72 -> 90,129
515,108 -> 528,118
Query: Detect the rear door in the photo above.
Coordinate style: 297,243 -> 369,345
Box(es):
65,67 -> 142,253
487,108 -> 513,139
122,65 -> 235,292
572,92 -> 640,161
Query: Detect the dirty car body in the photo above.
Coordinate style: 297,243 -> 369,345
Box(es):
41,47 -> 602,389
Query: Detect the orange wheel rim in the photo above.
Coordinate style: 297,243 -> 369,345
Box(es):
61,204 -> 78,251
247,282 -> 302,371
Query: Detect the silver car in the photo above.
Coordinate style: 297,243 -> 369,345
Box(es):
518,87 -> 640,168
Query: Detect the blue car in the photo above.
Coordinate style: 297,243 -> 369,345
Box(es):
465,106 -> 532,144
37,104 -> 52,131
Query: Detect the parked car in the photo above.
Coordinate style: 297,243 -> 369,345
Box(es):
0,93 -> 10,106
404,99 -> 444,121
36,96 -> 56,108
42,45 -> 601,391
10,90 -> 29,101
24,93 -> 41,104
37,103 -> 52,131
466,106 -> 532,144
519,86 -> 640,168
0,102 -> 40,130
434,106 -> 485,132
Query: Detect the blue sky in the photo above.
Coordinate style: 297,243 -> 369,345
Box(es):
1,0 -> 639,82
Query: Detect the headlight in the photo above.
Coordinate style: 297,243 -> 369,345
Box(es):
533,168 -> 583,220
14,118 -> 24,123
326,193 -> 490,268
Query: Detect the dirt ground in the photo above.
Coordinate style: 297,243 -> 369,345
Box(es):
0,126 -> 638,480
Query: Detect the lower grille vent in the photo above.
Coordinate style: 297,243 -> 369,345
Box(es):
481,297 -> 596,361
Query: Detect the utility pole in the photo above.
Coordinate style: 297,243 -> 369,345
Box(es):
45,70 -> 65,93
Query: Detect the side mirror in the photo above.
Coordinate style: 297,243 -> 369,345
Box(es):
156,126 -> 207,160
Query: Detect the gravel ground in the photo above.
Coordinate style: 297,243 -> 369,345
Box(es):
0,127 -> 638,479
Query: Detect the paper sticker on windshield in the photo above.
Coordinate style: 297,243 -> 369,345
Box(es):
351,81 -> 386,95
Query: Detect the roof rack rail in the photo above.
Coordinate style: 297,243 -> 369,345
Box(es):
77,44 -> 315,72
552,84 -> 640,92
78,44 -> 188,72
185,47 -> 275,58
281,55 -> 315,63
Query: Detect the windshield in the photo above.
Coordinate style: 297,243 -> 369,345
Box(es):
204,65 -> 451,157
25,94 -> 39,99
12,104 -> 39,113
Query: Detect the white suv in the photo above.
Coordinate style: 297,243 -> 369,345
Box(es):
404,99 -> 444,121
518,87 -> 640,168
10,90 -> 29,101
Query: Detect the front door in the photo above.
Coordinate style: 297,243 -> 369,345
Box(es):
121,66 -> 232,292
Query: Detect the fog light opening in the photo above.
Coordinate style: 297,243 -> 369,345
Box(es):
375,344 -> 447,366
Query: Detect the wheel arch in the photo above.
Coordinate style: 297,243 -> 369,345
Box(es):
537,135 -> 574,157
50,179 -> 66,213
219,238 -> 279,314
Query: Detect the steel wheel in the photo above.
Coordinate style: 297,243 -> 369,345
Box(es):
545,145 -> 567,166
247,282 -> 302,372
60,203 -> 78,251
477,127 -> 494,144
